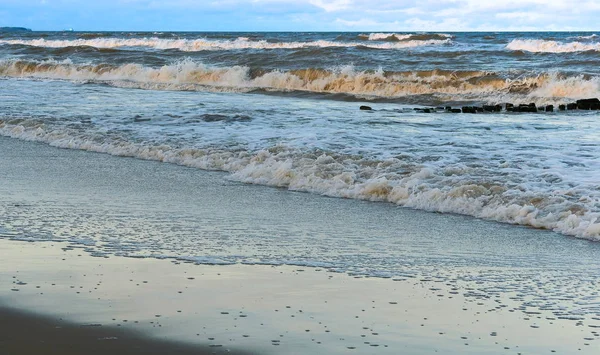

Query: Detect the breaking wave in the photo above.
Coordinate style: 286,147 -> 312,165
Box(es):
506,39 -> 600,53
2,58 -> 600,104
0,118 -> 598,241
358,33 -> 453,42
0,37 -> 451,51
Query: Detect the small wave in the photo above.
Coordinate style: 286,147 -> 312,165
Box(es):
358,33 -> 453,42
0,118 -> 598,241
2,58 -> 600,104
568,34 -> 598,40
0,37 -> 451,51
506,39 -> 600,53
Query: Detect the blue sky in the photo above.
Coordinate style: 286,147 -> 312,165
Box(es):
1,0 -> 599,31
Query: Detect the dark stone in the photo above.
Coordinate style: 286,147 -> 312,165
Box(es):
483,105 -> 495,112
559,104 -> 566,111
133,115 -> 151,122
516,103 -> 537,113
545,105 -> 554,112
360,105 -> 372,111
200,114 -> 252,122
436,107 -> 444,110
445,106 -> 452,111
576,98 -> 600,110
592,103 -> 600,110
505,103 -> 514,111
495,105 -> 502,112
462,106 -> 476,113
450,109 -> 462,113
475,107 -> 483,112
422,108 -> 432,113
567,103 -> 577,110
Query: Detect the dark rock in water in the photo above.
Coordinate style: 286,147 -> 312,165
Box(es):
475,107 -> 484,113
200,114 -> 252,122
359,105 -> 372,111
545,105 -> 554,112
415,108 -> 432,113
445,106 -> 452,111
482,105 -> 502,113
559,104 -> 566,111
450,109 -> 462,113
436,107 -> 444,110
461,106 -> 474,113
567,103 -> 578,110
201,114 -> 228,122
133,115 -> 151,122
515,103 -> 537,113
505,103 -> 514,112
576,98 -> 600,110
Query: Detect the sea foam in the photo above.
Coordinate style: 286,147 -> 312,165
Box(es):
2,58 -> 600,104
0,118 -> 598,241
359,33 -> 453,41
506,39 -> 600,53
0,37 -> 451,51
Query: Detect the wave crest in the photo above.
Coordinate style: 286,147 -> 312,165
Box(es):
358,33 -> 453,42
506,39 -> 600,53
0,37 -> 451,51
0,118 -> 598,241
2,59 -> 600,104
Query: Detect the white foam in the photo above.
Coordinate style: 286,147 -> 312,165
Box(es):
359,33 -> 453,41
506,39 -> 600,53
2,59 -> 600,104
0,37 -> 451,51
1,119 -> 598,242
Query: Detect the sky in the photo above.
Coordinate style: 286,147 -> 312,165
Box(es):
1,0 -> 600,32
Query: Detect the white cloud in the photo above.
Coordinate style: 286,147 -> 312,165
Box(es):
309,0 -> 351,12
2,0 -> 600,31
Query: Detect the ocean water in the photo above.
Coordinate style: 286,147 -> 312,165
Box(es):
0,30 -> 599,244
4,31 -> 600,333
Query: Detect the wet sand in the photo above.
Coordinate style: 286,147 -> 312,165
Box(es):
0,306 -> 253,355
1,136 -> 600,354
2,239 -> 598,354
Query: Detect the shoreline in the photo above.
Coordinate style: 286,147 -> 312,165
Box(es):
1,135 -> 599,354
2,239 -> 598,354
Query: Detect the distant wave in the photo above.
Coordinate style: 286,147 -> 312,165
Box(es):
2,58 -> 600,104
0,37 -> 451,51
506,39 -> 600,53
1,118 -> 598,241
568,34 -> 599,40
358,33 -> 453,42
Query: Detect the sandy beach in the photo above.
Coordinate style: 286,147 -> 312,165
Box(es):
1,135 -> 600,354
2,238 -> 598,355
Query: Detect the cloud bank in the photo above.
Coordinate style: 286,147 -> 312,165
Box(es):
0,0 -> 598,31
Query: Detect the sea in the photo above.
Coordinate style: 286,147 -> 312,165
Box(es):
1,31 -> 599,239
2,31 -> 600,334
